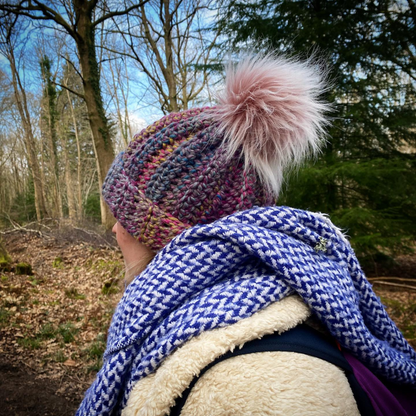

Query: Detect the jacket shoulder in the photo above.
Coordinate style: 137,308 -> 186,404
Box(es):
182,351 -> 359,416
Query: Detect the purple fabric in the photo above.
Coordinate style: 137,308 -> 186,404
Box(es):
344,351 -> 416,416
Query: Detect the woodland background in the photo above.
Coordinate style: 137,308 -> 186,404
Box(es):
0,1 -> 415,413
0,0 -> 414,271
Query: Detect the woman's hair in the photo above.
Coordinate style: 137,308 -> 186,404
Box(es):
103,53 -> 329,252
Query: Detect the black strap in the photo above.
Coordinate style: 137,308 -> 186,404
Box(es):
170,324 -> 375,416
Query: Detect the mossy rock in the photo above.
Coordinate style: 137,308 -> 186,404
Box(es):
15,262 -> 33,275
0,259 -> 11,272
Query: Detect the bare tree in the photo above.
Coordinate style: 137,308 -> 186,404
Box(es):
40,54 -> 63,218
102,48 -> 132,148
107,0 -> 217,114
0,67 -> 37,222
0,0 -> 149,228
65,83 -> 84,219
0,16 -> 48,221
54,55 -> 98,221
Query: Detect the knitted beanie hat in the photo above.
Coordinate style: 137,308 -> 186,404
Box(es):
103,54 -> 328,251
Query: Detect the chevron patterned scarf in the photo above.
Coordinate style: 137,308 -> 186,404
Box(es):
77,206 -> 416,416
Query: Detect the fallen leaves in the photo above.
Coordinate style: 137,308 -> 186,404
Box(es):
0,231 -> 123,401
63,359 -> 77,367
0,229 -> 415,405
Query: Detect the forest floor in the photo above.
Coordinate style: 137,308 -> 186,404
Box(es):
0,229 -> 415,415
0,228 -> 123,415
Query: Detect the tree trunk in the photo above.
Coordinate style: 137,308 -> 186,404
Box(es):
63,139 -> 76,220
66,87 -> 83,219
162,0 -> 179,112
108,58 -> 129,147
8,48 -> 47,221
74,0 -> 115,228
122,59 -> 133,142
11,154 -> 23,196
44,97 -> 63,218
139,1 -> 179,113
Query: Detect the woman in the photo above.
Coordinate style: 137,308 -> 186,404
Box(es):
77,55 -> 416,416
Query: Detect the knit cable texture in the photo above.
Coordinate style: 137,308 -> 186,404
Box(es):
76,206 -> 416,416
102,109 -> 271,251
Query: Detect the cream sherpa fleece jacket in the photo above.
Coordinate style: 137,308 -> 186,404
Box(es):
122,295 -> 359,416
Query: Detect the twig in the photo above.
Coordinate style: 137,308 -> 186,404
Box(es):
368,277 -> 416,283
21,360 -> 38,373
371,281 -> 416,291
72,227 -> 115,249
0,219 -> 43,237
0,214 -> 58,238
23,220 -> 53,231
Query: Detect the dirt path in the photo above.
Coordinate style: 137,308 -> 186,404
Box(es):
0,355 -> 79,416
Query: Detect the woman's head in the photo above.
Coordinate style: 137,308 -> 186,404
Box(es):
103,54 -> 329,252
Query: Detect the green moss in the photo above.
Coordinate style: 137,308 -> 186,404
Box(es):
54,350 -> 67,363
85,25 -> 113,150
58,322 -> 78,343
84,333 -> 106,373
380,297 -> 406,314
65,287 -> 86,300
17,337 -> 41,350
25,322 -> 80,346
0,259 -> 11,272
28,277 -> 39,286
0,240 -> 12,265
87,361 -> 102,373
38,323 -> 57,340
0,308 -> 10,326
86,340 -> 105,360
15,263 -> 32,275
48,300 -> 60,306
90,259 -> 123,278
101,279 -> 119,295
52,257 -> 64,268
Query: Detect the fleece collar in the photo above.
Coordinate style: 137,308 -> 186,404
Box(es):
123,295 -> 311,416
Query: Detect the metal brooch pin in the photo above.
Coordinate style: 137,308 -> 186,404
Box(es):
314,237 -> 328,253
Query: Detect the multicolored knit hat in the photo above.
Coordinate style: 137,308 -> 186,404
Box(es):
103,54 -> 329,251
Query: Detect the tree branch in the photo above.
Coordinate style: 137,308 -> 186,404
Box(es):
53,81 -> 85,100
30,0 -> 77,38
93,0 -> 150,27
59,53 -> 84,81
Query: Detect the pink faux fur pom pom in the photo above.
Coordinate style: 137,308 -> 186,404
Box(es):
215,54 -> 330,196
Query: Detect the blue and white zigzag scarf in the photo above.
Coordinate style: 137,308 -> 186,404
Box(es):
77,206 -> 416,415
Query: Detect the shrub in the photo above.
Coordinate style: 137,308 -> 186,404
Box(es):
84,192 -> 101,221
